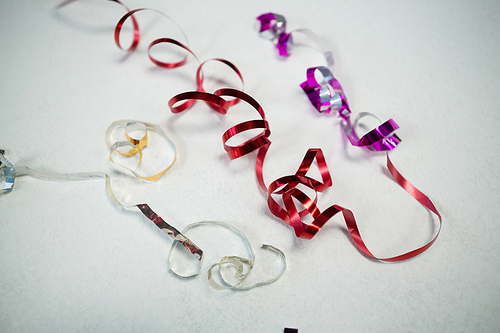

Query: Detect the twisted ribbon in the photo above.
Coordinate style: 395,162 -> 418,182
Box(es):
256,13 -> 334,66
253,12 -> 441,259
256,14 -> 401,151
167,83 -> 440,261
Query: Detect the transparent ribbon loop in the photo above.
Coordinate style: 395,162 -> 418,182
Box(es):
300,66 -> 351,118
117,121 -> 147,157
167,221 -> 286,290
106,120 -> 177,181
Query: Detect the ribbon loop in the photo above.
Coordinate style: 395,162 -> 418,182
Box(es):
256,13 -> 287,39
300,66 -> 351,118
341,113 -> 401,151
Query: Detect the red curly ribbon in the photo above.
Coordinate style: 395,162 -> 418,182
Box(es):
167,88 -> 441,261
114,8 -> 244,113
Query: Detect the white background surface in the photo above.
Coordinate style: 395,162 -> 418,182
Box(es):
1,0 -> 499,332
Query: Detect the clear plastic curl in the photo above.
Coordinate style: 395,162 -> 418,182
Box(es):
168,221 -> 286,290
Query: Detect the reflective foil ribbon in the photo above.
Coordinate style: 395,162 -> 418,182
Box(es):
256,13 -> 287,39
254,12 -> 441,260
300,66 -> 400,150
256,13 -> 334,67
300,66 -> 350,118
256,14 -> 400,151
342,112 -> 401,151
0,151 -> 16,192
137,204 -> 203,260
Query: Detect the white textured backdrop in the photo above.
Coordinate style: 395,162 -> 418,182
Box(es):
1,0 -> 499,332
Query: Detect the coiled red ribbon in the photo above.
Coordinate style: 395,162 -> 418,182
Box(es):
167,87 -> 441,261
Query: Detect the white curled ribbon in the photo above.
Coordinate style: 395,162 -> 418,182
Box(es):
167,221 -> 286,290
1,120 -> 287,290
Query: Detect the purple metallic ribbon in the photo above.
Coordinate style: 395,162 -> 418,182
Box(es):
256,13 -> 287,39
256,12 -> 293,56
300,66 -> 351,118
300,66 -> 400,151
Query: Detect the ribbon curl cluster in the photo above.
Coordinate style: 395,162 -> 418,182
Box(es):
109,4 -> 442,261
254,13 -> 442,260
1,2 -> 444,296
257,13 -> 401,151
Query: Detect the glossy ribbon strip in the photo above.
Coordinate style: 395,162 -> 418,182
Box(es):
168,221 -> 286,290
256,13 -> 334,67
256,14 -> 400,151
167,83 -> 440,260
253,12 -> 441,258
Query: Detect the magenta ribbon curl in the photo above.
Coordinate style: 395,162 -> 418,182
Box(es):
256,13 -> 401,151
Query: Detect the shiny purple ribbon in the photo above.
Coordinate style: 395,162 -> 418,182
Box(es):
342,114 -> 401,151
300,66 -> 351,118
256,13 -> 402,152
256,13 -> 287,38
300,66 -> 400,151
256,12 -> 292,56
